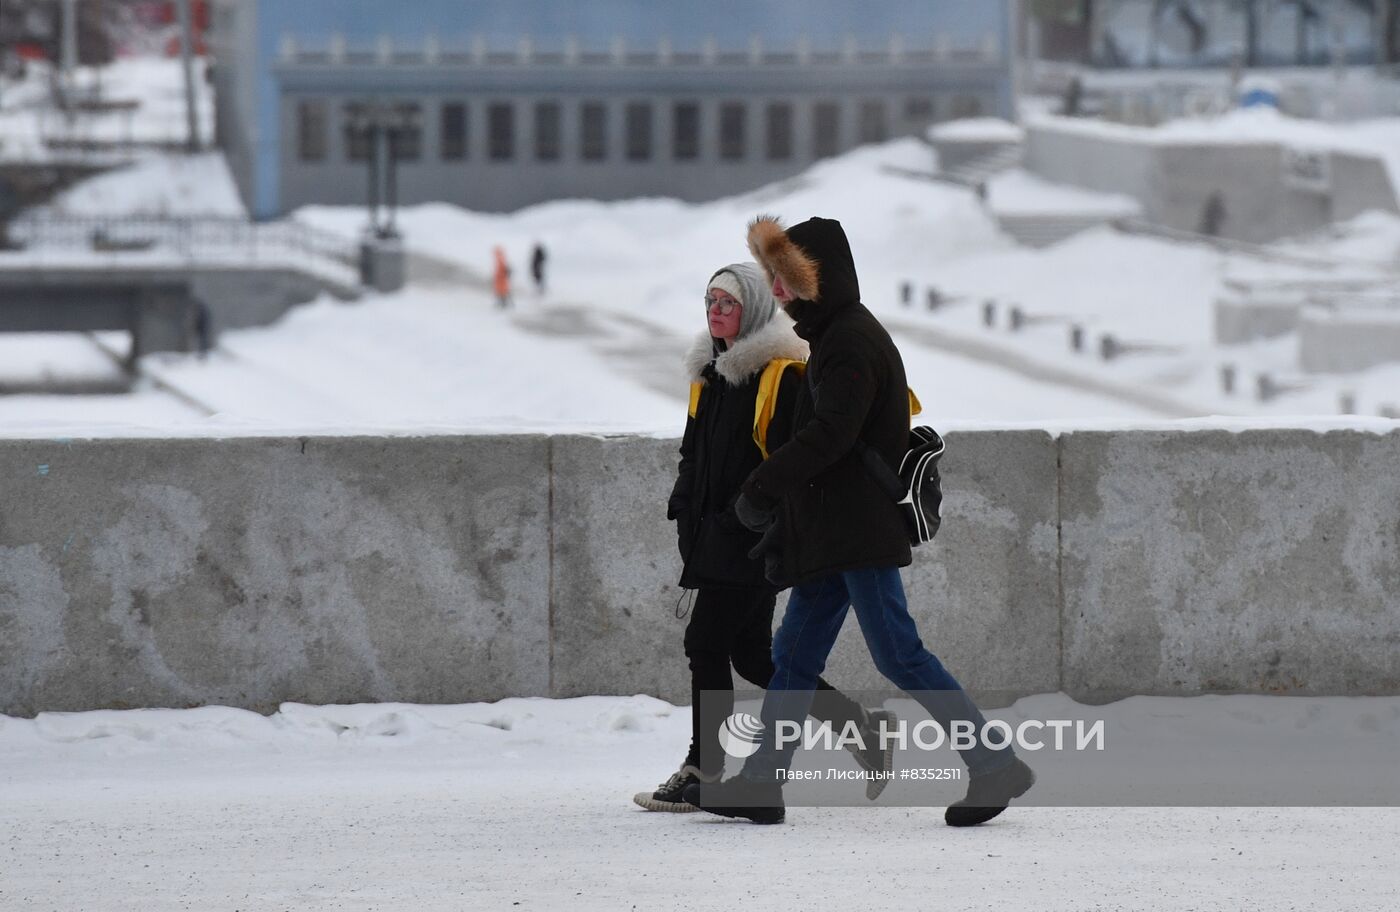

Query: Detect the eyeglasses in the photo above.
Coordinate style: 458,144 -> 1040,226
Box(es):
705,294 -> 740,315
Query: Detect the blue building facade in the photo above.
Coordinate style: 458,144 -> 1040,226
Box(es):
211,0 -> 1015,218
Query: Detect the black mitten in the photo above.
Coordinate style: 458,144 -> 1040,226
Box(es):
734,492 -> 776,532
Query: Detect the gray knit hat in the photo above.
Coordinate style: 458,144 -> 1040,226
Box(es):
706,262 -> 777,346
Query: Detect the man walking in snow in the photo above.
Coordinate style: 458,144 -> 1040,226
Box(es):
684,215 -> 1035,827
530,242 -> 547,294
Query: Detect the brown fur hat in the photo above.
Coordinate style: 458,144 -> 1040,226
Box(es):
746,215 -> 820,302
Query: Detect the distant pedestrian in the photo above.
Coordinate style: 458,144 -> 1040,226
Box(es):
1200,192 -> 1226,237
194,303 -> 212,359
530,243 -> 548,295
493,246 -> 513,309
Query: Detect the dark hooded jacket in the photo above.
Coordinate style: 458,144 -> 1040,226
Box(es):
668,269 -> 808,590
740,216 -> 913,585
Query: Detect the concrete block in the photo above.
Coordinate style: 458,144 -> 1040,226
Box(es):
1025,124 -> 1154,199
360,237 -> 406,293
1024,121 -> 1395,243
1299,306 -> 1400,373
549,435 -> 690,704
817,430 -> 1062,708
1330,151 -> 1400,221
191,268 -> 327,332
548,432 -> 1060,709
0,435 -> 550,716
1060,430 -> 1400,703
1213,293 -> 1303,345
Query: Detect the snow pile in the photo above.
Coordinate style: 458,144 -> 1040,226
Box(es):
24,151 -> 244,218
0,695 -> 679,758
927,117 -> 1025,143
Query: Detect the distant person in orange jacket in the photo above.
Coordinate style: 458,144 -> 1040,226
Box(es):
493,247 -> 513,309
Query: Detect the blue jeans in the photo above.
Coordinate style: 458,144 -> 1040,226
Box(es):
742,566 -> 1014,782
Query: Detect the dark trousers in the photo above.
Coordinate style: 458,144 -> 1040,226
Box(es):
684,585 -> 865,777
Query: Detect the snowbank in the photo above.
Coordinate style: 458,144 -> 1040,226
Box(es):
927,117 -> 1025,143
27,151 -> 245,218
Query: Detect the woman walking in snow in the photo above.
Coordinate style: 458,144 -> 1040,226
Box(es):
633,262 -> 891,813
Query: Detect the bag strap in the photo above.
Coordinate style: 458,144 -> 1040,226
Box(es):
752,359 -> 806,459
854,384 -> 922,500
854,439 -> 905,500
687,381 -> 703,419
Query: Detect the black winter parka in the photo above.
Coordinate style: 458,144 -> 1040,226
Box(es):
668,322 -> 806,590
742,216 -> 914,585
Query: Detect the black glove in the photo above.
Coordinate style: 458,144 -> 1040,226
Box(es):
747,519 -> 781,561
747,512 -> 786,584
733,491 -> 776,533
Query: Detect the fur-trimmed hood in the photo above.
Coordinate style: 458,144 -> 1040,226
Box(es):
684,315 -> 809,386
746,215 -> 861,318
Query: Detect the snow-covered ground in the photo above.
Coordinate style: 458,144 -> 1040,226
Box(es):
2,107 -> 1399,434
2,694 -> 1397,911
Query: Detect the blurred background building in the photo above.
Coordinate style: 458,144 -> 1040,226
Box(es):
208,0 -> 1015,218
4,1 -> 1400,424
1024,0 -> 1397,68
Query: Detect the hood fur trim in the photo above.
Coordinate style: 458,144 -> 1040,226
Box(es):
747,215 -> 820,302
683,315 -> 809,386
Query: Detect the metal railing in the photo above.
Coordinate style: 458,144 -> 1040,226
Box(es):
5,215 -> 360,277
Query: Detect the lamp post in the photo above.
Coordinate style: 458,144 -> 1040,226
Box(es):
346,101 -> 419,240
346,100 -> 413,291
381,104 -> 420,240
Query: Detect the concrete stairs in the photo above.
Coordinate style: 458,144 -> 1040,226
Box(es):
943,144 -> 1023,185
996,212 -> 1120,248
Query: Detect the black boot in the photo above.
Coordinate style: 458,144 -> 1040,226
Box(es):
846,708 -> 897,801
633,763 -> 718,813
945,756 -> 1035,827
681,776 -> 785,825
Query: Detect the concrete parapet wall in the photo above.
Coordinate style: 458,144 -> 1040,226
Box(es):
1060,430 -> 1400,703
2,429 -> 1397,716
190,268 -> 339,332
0,436 -> 551,716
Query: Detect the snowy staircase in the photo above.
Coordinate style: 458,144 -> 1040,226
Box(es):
996,212 -> 1120,249
943,144 -> 1023,185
